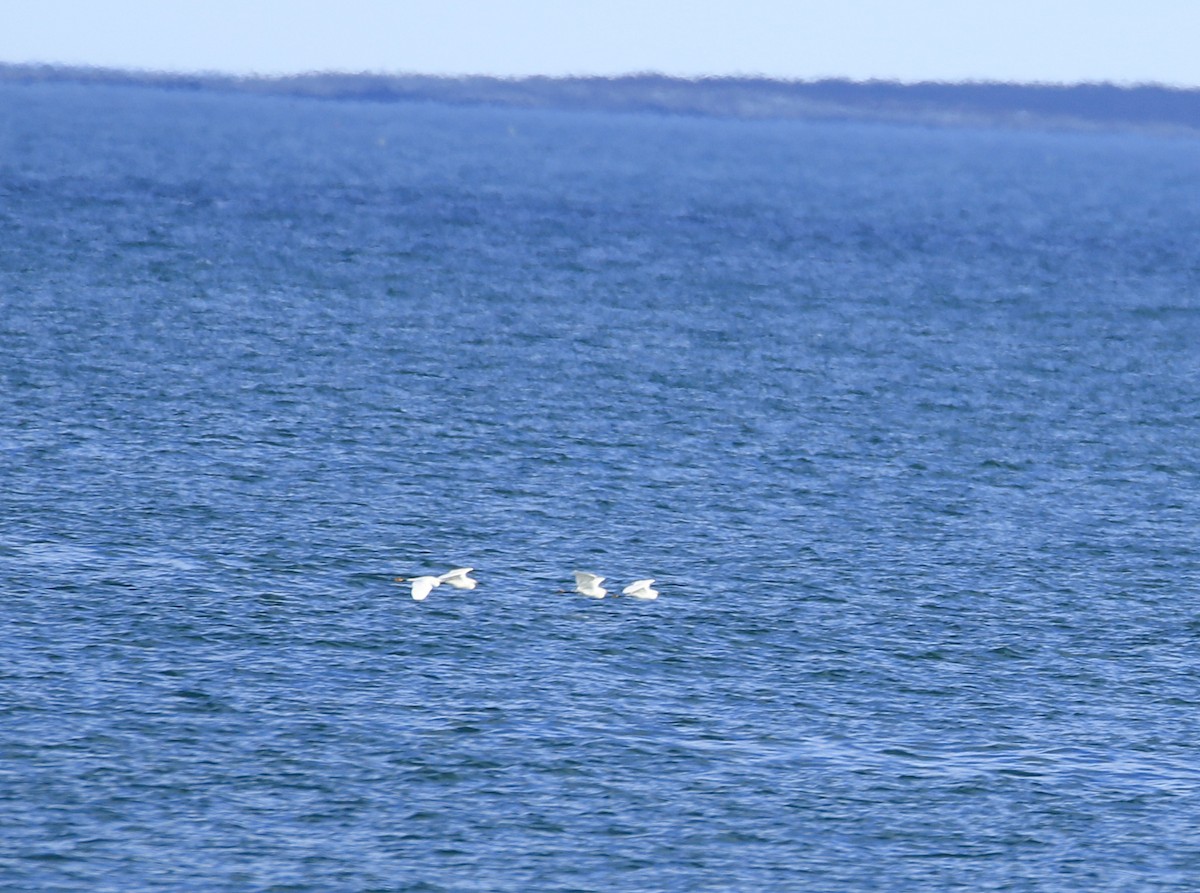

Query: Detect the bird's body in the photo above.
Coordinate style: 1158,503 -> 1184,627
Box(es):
573,571 -> 608,598
622,578 -> 659,600
438,567 -> 477,589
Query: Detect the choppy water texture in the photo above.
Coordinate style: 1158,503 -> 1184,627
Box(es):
3,82 -> 1200,891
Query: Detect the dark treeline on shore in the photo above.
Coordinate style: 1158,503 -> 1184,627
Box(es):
4,63 -> 1200,134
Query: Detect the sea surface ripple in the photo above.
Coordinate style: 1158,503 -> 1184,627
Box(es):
2,82 -> 1200,891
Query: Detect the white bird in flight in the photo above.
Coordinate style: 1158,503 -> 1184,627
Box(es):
572,571 -> 608,598
622,578 -> 659,600
395,567 -> 478,600
438,567 -> 477,589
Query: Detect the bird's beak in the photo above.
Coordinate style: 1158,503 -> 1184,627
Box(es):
395,577 -> 407,583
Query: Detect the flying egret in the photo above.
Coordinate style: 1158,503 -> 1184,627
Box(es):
396,575 -> 443,601
438,567 -> 477,589
572,571 -> 608,598
622,579 -> 659,600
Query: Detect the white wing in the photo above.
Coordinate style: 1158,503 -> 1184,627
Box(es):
574,571 -> 604,587
622,579 -> 659,599
411,576 -> 441,601
438,567 -> 476,588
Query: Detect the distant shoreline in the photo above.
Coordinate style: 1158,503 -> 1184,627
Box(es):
4,62 -> 1200,135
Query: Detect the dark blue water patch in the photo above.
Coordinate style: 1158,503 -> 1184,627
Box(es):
3,81 -> 1200,891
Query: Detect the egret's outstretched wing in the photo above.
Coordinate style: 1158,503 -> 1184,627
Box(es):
622,578 -> 659,600
438,567 -> 477,589
410,575 -> 441,601
573,570 -> 608,598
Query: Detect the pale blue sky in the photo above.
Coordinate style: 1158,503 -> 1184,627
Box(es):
4,0 -> 1199,86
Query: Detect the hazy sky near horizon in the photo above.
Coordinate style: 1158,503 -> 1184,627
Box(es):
4,0 -> 1200,87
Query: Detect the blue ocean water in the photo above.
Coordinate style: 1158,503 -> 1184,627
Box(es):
2,81 -> 1200,891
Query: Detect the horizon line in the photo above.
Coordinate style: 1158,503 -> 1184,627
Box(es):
2,60 -> 1197,93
